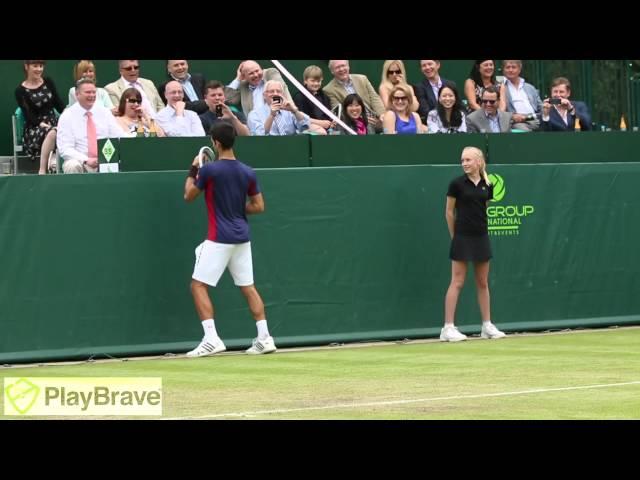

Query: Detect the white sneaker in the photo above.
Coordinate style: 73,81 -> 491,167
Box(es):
440,325 -> 468,342
481,323 -> 506,339
186,337 -> 226,357
246,336 -> 277,355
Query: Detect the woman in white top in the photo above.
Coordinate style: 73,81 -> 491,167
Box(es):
378,60 -> 419,112
68,60 -> 114,111
427,84 -> 468,134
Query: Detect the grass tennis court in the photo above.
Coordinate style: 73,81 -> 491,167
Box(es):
2,327 -> 639,420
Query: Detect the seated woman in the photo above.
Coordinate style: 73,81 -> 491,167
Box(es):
382,85 -> 427,134
15,60 -> 65,175
293,65 -> 335,135
68,60 -> 115,111
427,84 -> 468,133
378,60 -> 419,112
114,88 -> 165,137
463,59 -> 506,112
337,93 -> 377,135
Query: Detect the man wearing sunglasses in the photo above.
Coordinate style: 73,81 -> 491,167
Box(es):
105,60 -> 164,117
466,86 -> 513,133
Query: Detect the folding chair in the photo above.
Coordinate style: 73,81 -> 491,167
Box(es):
11,107 -> 27,174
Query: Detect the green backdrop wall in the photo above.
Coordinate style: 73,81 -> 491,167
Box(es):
1,158 -> 639,363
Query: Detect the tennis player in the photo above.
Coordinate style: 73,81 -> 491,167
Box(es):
441,146 -> 506,342
183,121 -> 276,356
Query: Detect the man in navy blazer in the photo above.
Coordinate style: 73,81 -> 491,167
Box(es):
541,76 -> 592,131
158,60 -> 207,114
414,60 -> 456,123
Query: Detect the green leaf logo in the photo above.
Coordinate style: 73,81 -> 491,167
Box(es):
5,378 -> 40,414
489,173 -> 505,202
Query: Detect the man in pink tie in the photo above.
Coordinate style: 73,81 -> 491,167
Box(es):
56,78 -> 123,173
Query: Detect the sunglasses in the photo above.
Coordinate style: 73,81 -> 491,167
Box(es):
388,69 -> 402,75
126,98 -> 141,104
392,96 -> 408,101
481,99 -> 497,104
122,65 -> 140,71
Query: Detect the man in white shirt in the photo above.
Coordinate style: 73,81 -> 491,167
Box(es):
502,60 -> 543,131
104,60 -> 165,118
155,81 -> 206,137
56,79 -> 123,174
247,80 -> 310,135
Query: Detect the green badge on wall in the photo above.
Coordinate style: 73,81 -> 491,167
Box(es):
102,139 -> 116,163
489,173 -> 505,202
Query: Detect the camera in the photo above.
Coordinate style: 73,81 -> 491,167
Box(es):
272,95 -> 282,105
215,104 -> 223,118
549,98 -> 562,105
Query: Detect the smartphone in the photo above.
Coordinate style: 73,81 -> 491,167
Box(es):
215,104 -> 223,117
272,95 -> 282,105
549,98 -> 562,105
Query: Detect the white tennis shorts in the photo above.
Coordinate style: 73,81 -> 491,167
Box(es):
192,240 -> 254,287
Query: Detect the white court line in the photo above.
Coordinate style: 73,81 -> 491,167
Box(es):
163,380 -> 640,420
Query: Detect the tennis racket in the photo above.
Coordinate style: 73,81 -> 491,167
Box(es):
197,146 -> 216,168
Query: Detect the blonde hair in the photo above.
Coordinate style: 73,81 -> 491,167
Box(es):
74,60 -> 96,83
462,146 -> 491,185
388,84 -> 413,114
303,65 -> 323,81
380,60 -> 408,91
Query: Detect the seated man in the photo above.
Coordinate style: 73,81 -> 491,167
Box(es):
158,60 -> 208,114
414,60 -> 457,124
247,80 -> 310,135
541,76 -> 592,131
323,60 -> 385,130
199,81 -> 249,136
502,60 -> 543,131
104,60 -> 164,117
56,79 -> 122,174
466,85 -> 514,133
293,65 -> 335,135
155,81 -> 206,137
225,60 -> 292,117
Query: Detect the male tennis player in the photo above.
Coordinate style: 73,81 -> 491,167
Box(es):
184,121 -> 276,356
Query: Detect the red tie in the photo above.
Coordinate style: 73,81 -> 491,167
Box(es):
86,111 -> 98,159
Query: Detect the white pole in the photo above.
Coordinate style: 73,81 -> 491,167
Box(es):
270,60 -> 357,135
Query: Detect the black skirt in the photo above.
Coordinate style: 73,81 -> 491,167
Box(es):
449,234 -> 492,262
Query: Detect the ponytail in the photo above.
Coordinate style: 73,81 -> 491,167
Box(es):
462,146 -> 491,185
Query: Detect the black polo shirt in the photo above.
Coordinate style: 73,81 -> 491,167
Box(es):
447,175 -> 493,236
293,88 -> 332,121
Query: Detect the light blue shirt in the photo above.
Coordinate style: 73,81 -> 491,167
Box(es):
429,78 -> 443,102
155,105 -> 206,137
247,103 -> 310,136
337,77 -> 356,95
484,111 -> 501,133
173,73 -> 198,101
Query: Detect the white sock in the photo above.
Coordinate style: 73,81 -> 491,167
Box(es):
256,320 -> 269,340
483,320 -> 492,326
202,319 -> 218,341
